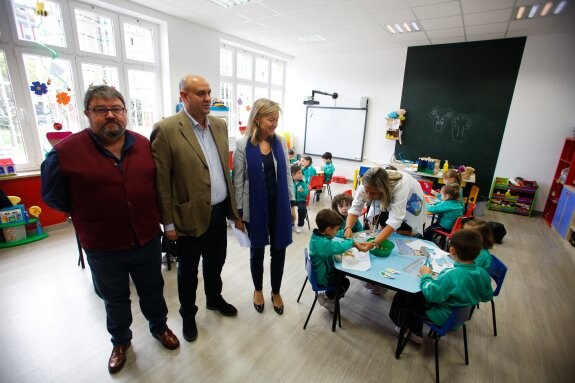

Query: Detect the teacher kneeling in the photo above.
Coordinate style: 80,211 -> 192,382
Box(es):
344,167 -> 426,248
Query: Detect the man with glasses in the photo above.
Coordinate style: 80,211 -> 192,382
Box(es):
41,85 -> 179,374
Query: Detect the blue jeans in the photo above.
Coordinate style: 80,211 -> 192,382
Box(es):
86,236 -> 168,345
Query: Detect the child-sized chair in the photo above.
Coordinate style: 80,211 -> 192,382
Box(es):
308,175 -> 324,203
296,248 -> 341,330
395,305 -> 475,383
323,177 -> 333,200
487,254 -> 507,336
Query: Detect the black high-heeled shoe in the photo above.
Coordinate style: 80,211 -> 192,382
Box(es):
271,293 -> 284,315
253,291 -> 264,313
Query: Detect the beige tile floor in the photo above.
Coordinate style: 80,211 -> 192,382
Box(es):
1,181 -> 574,382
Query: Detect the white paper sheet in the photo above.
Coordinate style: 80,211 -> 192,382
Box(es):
342,247 -> 371,271
231,224 -> 251,248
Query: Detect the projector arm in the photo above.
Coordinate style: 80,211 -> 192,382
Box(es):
312,90 -> 338,100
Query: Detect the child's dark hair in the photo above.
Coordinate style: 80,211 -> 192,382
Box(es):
322,152 -> 332,160
316,209 -> 343,232
302,155 -> 312,165
291,164 -> 301,175
443,169 -> 462,185
332,193 -> 353,212
463,218 -> 494,249
288,148 -> 295,155
449,229 -> 483,261
441,184 -> 460,201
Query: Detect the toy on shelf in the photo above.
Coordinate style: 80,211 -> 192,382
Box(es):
386,108 -> 407,140
0,196 -> 48,248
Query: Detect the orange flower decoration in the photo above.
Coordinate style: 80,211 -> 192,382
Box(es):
56,91 -> 71,105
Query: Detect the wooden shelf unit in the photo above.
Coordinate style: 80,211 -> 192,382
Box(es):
543,138 -> 575,225
488,177 -> 538,216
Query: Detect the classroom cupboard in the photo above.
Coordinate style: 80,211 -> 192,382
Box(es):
552,185 -> 575,240
543,138 -> 575,226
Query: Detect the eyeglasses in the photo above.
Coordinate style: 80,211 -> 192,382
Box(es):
88,107 -> 126,116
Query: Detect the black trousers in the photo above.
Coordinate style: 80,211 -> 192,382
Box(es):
176,201 -> 228,320
247,201 -> 286,294
86,236 -> 168,346
389,291 -> 428,333
296,200 -> 307,227
325,271 -> 350,300
423,222 -> 449,241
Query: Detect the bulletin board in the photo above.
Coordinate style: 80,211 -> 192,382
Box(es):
304,106 -> 367,161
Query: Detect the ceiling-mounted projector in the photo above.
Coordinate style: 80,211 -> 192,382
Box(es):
303,90 -> 338,105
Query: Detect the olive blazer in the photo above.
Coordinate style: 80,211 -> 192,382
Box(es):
151,112 -> 239,237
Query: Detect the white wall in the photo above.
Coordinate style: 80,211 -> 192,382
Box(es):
286,33 -> 575,211
495,32 -> 575,211
284,48 -> 407,180
92,1 -> 575,211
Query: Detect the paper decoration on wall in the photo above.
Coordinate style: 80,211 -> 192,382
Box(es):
35,1 -> 48,17
237,98 -> 243,105
246,105 -> 251,112
53,122 -> 62,131
30,81 -> 48,95
56,91 -> 70,105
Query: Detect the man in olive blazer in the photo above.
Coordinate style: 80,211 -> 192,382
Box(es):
151,74 -> 242,343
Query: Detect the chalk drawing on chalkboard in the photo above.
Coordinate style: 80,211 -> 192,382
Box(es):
429,107 -> 454,134
451,114 -> 472,143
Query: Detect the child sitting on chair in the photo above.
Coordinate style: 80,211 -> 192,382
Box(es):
321,152 -> 335,183
313,152 -> 335,201
300,156 -> 316,184
291,164 -> 308,234
432,169 -> 464,207
332,193 -> 363,238
289,148 -> 299,165
310,209 -> 369,312
462,218 -> 494,271
389,229 -> 493,344
423,184 -> 463,241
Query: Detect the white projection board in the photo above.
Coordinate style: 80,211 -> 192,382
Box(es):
303,106 -> 367,161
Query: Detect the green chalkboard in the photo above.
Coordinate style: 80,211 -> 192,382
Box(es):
397,38 -> 526,194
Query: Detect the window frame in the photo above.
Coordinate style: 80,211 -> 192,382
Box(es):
220,43 -> 285,140
0,0 -> 163,171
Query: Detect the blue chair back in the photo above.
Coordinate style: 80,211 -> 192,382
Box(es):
489,254 -> 507,297
304,248 -> 334,293
428,306 -> 474,337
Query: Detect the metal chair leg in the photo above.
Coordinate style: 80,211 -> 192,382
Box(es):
463,323 -> 469,365
435,338 -> 440,383
76,232 -> 85,269
303,293 -> 317,329
297,277 -> 308,302
491,299 -> 497,336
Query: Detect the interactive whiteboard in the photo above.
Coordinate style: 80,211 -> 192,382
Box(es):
304,106 -> 367,161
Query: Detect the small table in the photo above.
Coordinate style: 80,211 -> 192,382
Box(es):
332,232 -> 439,331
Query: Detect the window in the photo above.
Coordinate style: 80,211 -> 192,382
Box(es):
219,44 -> 285,138
0,50 -> 26,163
74,8 -> 115,56
1,0 -> 162,170
12,0 -> 67,47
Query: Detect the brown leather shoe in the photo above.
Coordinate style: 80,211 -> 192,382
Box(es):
152,328 -> 180,350
108,343 -> 130,374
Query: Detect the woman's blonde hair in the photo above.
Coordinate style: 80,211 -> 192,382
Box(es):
247,98 -> 282,145
362,167 -> 402,209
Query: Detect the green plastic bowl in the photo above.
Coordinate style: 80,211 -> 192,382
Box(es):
367,238 -> 395,257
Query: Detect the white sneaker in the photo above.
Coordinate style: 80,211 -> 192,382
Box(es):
317,292 -> 335,313
395,326 -> 424,344
295,226 -> 302,234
